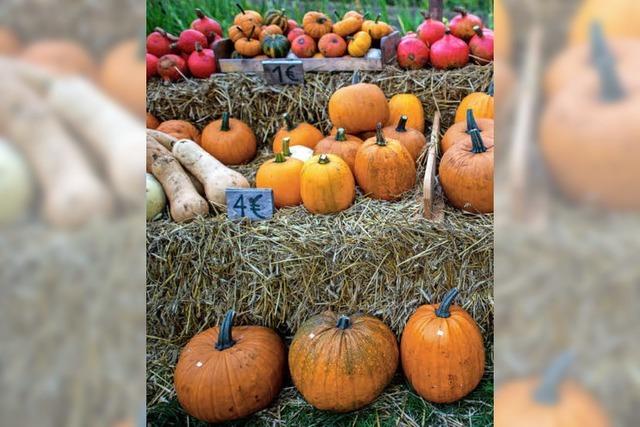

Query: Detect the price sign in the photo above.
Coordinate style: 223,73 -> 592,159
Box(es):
262,60 -> 304,85
225,188 -> 274,221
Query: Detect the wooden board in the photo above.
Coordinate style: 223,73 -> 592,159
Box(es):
423,112 -> 445,222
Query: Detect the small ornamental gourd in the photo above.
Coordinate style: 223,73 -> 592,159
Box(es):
146,173 -> 166,221
156,120 -> 201,144
262,34 -> 290,58
233,3 -> 262,34
313,128 -> 363,172
455,84 -> 494,122
272,113 -> 324,152
354,123 -> 416,201
382,116 -> 427,161
401,288 -> 485,403
291,34 -> 316,58
264,9 -> 289,32
495,353 -> 611,427
289,312 -> 399,412
256,151 -> 303,208
174,310 -> 286,424
442,109 -> 494,154
362,14 -> 393,40
347,31 -> 372,57
318,33 -> 347,57
258,24 -> 283,42
234,26 -> 262,57
439,126 -> 494,213
228,25 -> 246,43
302,11 -> 333,39
332,11 -> 363,38
201,112 -> 257,165
386,94 -> 425,133
300,154 -> 355,214
328,70 -> 389,134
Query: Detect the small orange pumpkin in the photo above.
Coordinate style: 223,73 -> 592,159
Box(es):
289,311 -> 399,412
386,94 -> 425,133
156,120 -> 200,144
361,14 -> 393,40
273,113 -> 324,152
228,25 -> 246,42
401,288 -> 485,403
302,11 -> 333,39
455,85 -> 495,122
256,152 -> 303,208
347,30 -> 372,57
233,3 -> 263,34
300,154 -> 355,214
174,310 -> 286,423
146,112 -> 160,129
382,116 -> 427,161
318,33 -> 347,57
314,128 -> 363,172
332,11 -> 363,38
439,126 -> 494,213
201,112 -> 257,165
234,26 -> 262,57
354,123 -> 416,200
441,109 -> 494,154
259,24 -> 283,41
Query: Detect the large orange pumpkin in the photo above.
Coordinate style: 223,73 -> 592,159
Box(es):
272,113 -> 324,152
569,0 -> 640,45
100,39 -> 146,115
354,124 -> 416,200
495,353 -> 611,427
329,71 -> 390,134
382,115 -> 427,161
455,86 -> 494,123
386,94 -> 425,133
401,288 -> 485,403
174,310 -> 286,423
313,128 -> 362,172
156,120 -> 200,144
256,152 -> 303,208
441,109 -> 494,154
300,154 -> 355,214
289,311 -> 399,412
201,112 -> 257,165
439,128 -> 494,213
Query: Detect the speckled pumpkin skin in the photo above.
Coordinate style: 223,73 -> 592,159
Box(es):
289,311 -> 399,412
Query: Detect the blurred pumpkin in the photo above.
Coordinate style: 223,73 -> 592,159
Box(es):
0,139 -> 34,225
313,128 -> 362,172
21,39 -> 96,78
201,112 -> 257,165
258,24 -> 283,42
157,120 -> 200,144
281,136 -> 314,162
273,113 -> 323,152
0,27 -> 20,55
100,39 -> 146,115
455,86 -> 494,122
441,109 -> 494,154
494,0 -> 511,59
146,113 -> 160,129
569,0 -> 640,45
382,115 -> 427,161
386,94 -> 425,133
264,9 -> 289,32
300,154 -> 355,214
256,151 -> 303,208
228,25 -> 246,43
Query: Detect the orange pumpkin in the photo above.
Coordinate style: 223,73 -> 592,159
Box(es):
302,11 -> 333,39
100,39 -> 146,115
382,116 -> 427,161
318,33 -> 347,57
386,94 -> 425,133
313,128 -> 362,172
359,130 -> 377,140
156,120 -> 200,144
455,87 -> 494,122
289,311 -> 399,412
256,152 -> 303,208
228,25 -> 246,42
354,124 -> 416,200
201,112 -> 257,165
21,39 -> 96,78
361,14 -> 393,40
401,288 -> 485,403
494,0 -> 511,59
329,71 -> 390,134
233,3 -> 263,34
441,109 -> 494,154
569,0 -> 640,45
0,27 -> 20,55
272,113 -> 324,152
300,154 -> 355,214
146,113 -> 160,129
439,126 -> 494,213
495,353 -> 611,427
332,11 -> 363,38
174,310 -> 286,423
234,26 -> 262,57
259,24 -> 283,41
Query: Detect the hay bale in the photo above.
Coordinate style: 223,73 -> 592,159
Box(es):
146,65 -> 493,148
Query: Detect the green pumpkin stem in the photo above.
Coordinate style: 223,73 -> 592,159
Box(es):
336,315 -> 351,330
362,12 -> 370,20
334,10 -> 341,20
396,115 -> 408,132
534,352 -> 575,405
247,25 -> 256,40
215,310 -> 236,350
236,3 -> 247,15
283,113 -> 295,131
454,6 -> 468,16
220,112 -> 230,131
375,122 -> 387,146
466,109 -> 480,134
470,128 -> 487,154
590,22 -> 625,102
336,128 -> 347,141
589,21 -> 609,66
318,154 -> 330,164
374,13 -> 381,24
274,152 -> 286,163
435,288 -> 459,318
282,137 -> 292,156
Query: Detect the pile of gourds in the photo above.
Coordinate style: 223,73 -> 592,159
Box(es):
173,288 -> 486,423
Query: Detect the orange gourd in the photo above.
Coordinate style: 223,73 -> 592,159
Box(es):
439,126 -> 494,213
272,113 -> 324,152
347,30 -> 372,57
354,124 -> 416,200
156,120 -> 201,144
302,11 -> 333,39
361,14 -> 393,40
455,85 -> 494,122
300,154 -> 355,214
289,311 -> 399,412
328,71 -> 390,134
21,39 -> 96,78
386,94 -> 425,133
234,26 -> 262,57
318,33 -> 347,57
332,11 -> 363,38
201,112 -> 257,165
0,27 -> 20,55
146,113 -> 160,129
401,288 -> 485,403
256,151 -> 303,208
228,25 -> 246,42
441,109 -> 494,154
382,116 -> 427,161
174,310 -> 286,423
259,24 -> 283,41
100,39 -> 146,115
233,3 -> 263,34
313,128 -> 363,172
569,0 -> 640,45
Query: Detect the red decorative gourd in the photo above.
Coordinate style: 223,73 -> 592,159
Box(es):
146,27 -> 178,58
156,54 -> 187,82
397,37 -> 430,70
187,42 -> 216,78
417,11 -> 446,46
430,29 -> 469,69
146,53 -> 158,78
177,29 -> 208,54
449,7 -> 483,41
190,8 -> 223,41
469,25 -> 494,64
291,34 -> 316,58
318,33 -> 347,57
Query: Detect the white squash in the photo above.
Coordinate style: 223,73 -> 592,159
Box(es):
288,145 -> 314,162
0,139 -> 34,225
146,173 -> 166,221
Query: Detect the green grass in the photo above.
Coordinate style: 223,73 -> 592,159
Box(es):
148,372 -> 493,426
146,0 -> 493,37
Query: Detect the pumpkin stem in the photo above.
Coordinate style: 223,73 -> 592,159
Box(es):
318,154 -> 330,164
420,11 -> 432,20
374,13 -> 381,24
334,10 -> 341,20
473,25 -> 483,37
488,81 -> 495,96
336,315 -> 351,330
589,21 -> 610,66
282,137 -> 292,156
590,22 -> 625,102
220,112 -> 230,131
283,113 -> 295,131
375,123 -> 387,146
274,152 -> 286,163
215,310 -> 236,350
352,69 -> 361,85
454,6 -> 468,16
247,25 -> 256,40
435,288 -> 459,318
466,109 -> 480,134
336,128 -> 347,141
396,115 -> 408,132
470,127 -> 487,154
362,12 -> 370,20
534,352 -> 575,405
195,8 -> 206,19
236,3 -> 246,15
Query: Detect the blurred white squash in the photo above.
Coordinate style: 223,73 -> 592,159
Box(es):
0,139 -> 34,225
146,173 -> 166,221
288,145 -> 314,162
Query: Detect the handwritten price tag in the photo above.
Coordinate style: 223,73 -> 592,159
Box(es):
226,188 -> 274,221
262,60 -> 304,85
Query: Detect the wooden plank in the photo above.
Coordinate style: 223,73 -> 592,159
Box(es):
381,31 -> 402,64
423,112 -> 444,222
429,0 -> 444,21
212,38 -> 234,69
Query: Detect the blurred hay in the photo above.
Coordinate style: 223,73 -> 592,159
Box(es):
146,65 -> 493,148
